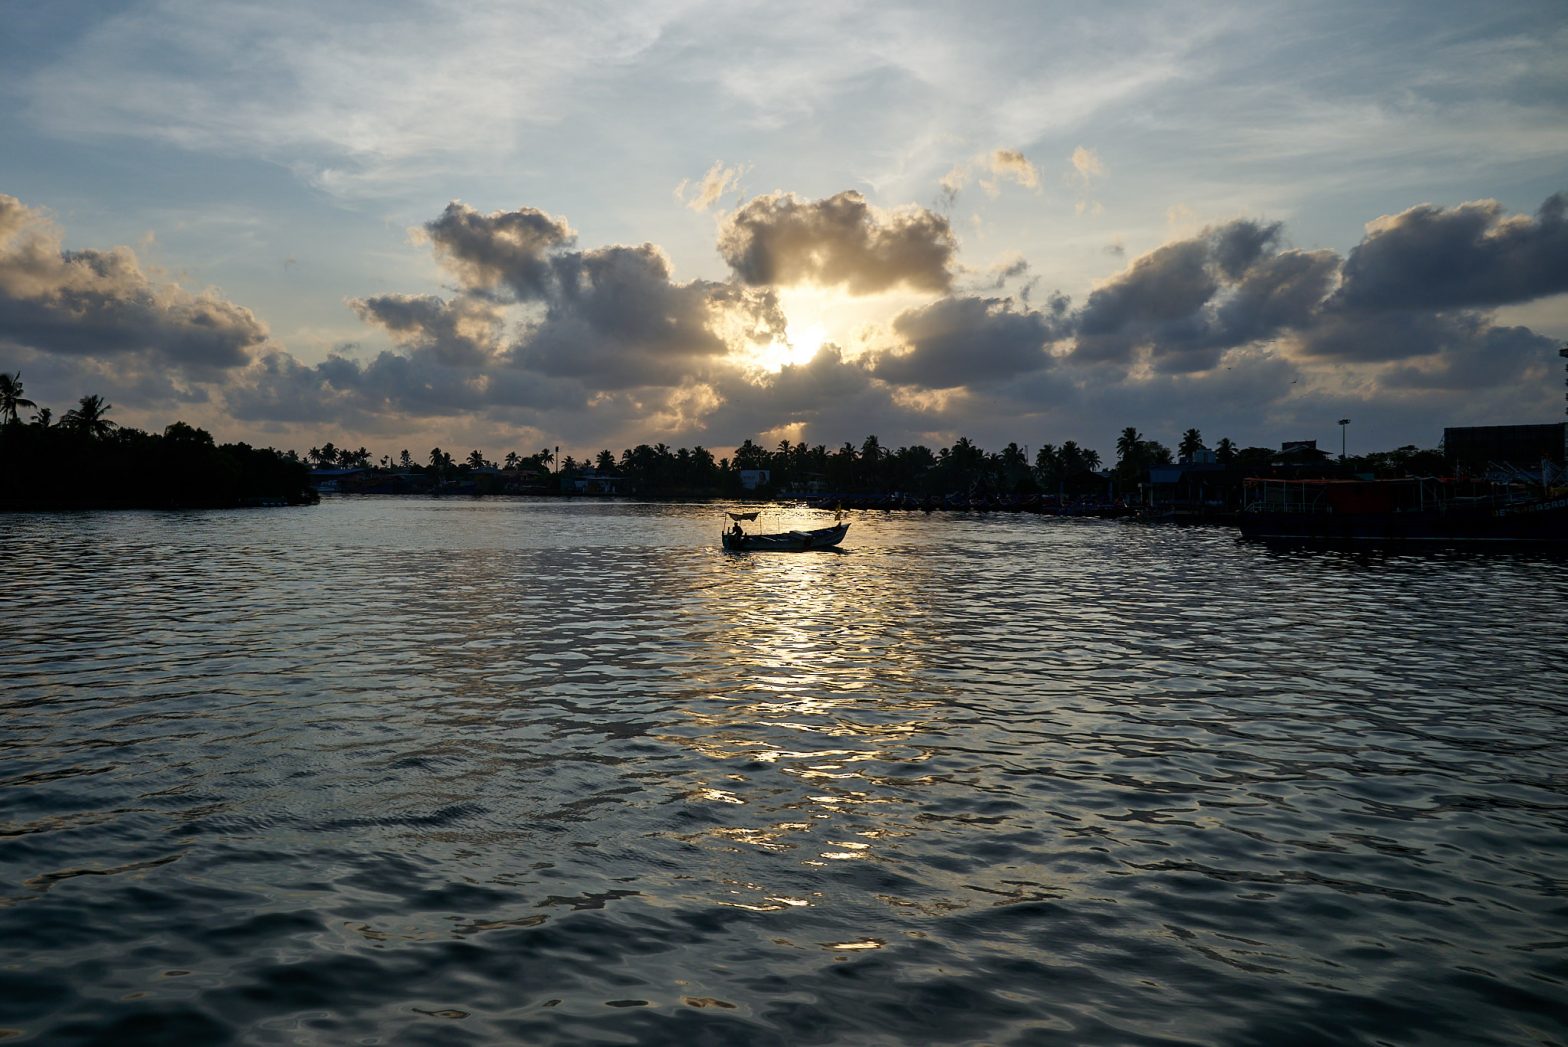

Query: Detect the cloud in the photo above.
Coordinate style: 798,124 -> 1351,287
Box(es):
226,199 -> 794,437
1331,193 -> 1568,312
676,161 -> 747,212
1068,146 -> 1107,215
698,346 -> 935,446
938,148 -> 1041,207
12,182 -> 1563,462
1070,146 -> 1104,183
22,3 -> 673,199
0,194 -> 268,376
420,201 -> 576,299
351,293 -> 504,367
1213,248 -> 1340,345
1381,321 -> 1554,391
512,244 -> 741,389
1074,236 -> 1222,367
986,149 -> 1040,192
718,190 -> 956,294
874,295 -> 1062,390
1057,191 -> 1567,442
1072,219 -> 1335,372
1285,192 -> 1568,369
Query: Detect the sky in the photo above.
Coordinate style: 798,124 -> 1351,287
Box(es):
2,0 -> 1566,464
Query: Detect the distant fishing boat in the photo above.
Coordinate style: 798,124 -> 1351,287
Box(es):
721,510 -> 849,552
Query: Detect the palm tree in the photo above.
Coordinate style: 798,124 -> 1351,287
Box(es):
503,451 -> 520,470
732,439 -> 765,469
1116,427 -> 1143,464
1215,437 -> 1236,464
1082,448 -> 1102,471
399,449 -> 413,469
1059,441 -> 1085,475
467,449 -> 487,469
1034,443 -> 1059,482
1179,428 -> 1204,460
61,394 -> 116,439
0,372 -> 38,425
31,406 -> 53,428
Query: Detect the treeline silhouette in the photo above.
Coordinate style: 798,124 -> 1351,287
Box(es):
4,373 -> 1448,509
1,379 -> 315,510
309,426 -> 1444,501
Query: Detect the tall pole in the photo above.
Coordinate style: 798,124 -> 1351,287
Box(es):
1338,418 -> 1350,462
1560,344 -> 1568,417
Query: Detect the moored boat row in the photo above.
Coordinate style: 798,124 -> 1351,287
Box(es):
1237,477 -> 1568,548
724,476 -> 1567,552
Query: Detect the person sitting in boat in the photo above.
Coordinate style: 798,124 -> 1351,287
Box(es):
729,520 -> 745,537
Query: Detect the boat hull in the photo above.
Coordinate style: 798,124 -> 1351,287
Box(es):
722,522 -> 849,552
1239,499 -> 1568,547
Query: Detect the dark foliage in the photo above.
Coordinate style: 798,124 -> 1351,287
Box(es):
0,420 -> 317,510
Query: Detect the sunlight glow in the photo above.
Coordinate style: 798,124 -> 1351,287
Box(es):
735,284 -> 934,375
753,322 -> 825,372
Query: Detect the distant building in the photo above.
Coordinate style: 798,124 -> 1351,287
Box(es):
739,469 -> 771,491
1274,441 -> 1330,466
572,474 -> 625,495
1444,423 -> 1567,471
1147,461 -> 1230,508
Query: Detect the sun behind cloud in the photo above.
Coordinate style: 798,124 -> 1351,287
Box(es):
766,322 -> 827,371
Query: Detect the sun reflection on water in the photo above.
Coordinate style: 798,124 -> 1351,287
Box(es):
658,533 -> 946,889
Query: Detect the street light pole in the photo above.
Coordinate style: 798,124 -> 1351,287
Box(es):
1338,418 -> 1350,462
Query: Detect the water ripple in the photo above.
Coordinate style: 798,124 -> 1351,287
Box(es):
2,500 -> 1566,1044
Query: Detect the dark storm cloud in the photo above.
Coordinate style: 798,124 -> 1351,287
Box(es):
1382,322 -> 1554,391
1076,238 -> 1217,345
513,244 -> 780,389
408,201 -> 791,392
224,351 -> 349,424
422,201 -> 576,298
1071,220 -> 1333,373
0,194 -> 267,374
226,346 -> 558,424
1072,237 -> 1224,371
351,293 -> 502,367
1068,193 -> 1568,377
1332,193 -> 1568,312
228,203 -> 792,429
874,296 -> 1061,389
1291,305 -> 1556,386
1292,308 -> 1465,363
1211,219 -> 1283,280
718,191 -> 956,294
699,346 -> 934,444
1214,249 -> 1340,347
1,343 -> 214,417
1288,191 -> 1568,365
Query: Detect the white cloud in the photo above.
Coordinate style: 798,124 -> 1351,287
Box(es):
676,161 -> 748,212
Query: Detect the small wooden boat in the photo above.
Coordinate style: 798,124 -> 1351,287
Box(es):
722,521 -> 849,552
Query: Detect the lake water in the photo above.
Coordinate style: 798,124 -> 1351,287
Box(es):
3,497 -> 1566,1045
